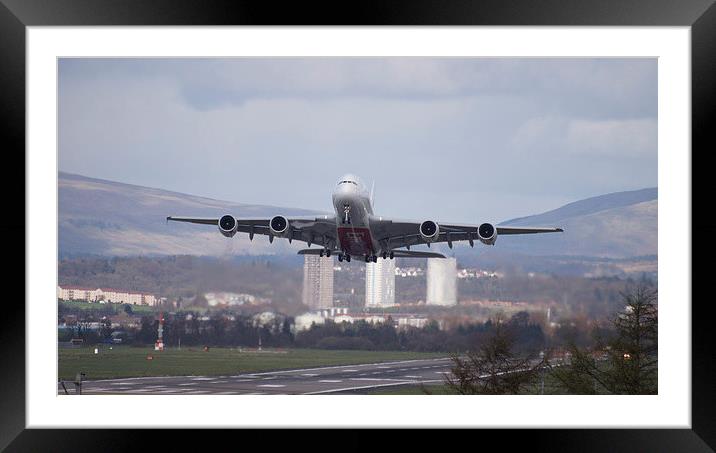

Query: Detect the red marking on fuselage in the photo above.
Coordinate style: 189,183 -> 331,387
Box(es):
337,227 -> 374,256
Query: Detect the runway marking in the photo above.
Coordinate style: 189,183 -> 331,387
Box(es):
304,381 -> 418,395
231,379 -> 254,383
403,376 -> 420,378
358,373 -> 368,376
234,358 -> 452,377
145,385 -> 168,389
178,383 -> 196,386
370,372 -> 381,375
435,371 -> 450,374
301,374 -> 319,377
319,380 -> 343,383
184,390 -> 210,394
351,378 -> 411,382
191,377 -> 215,381
342,369 -> 359,372
377,366 -> 390,369
111,382 -> 135,386
257,384 -> 286,388
210,380 -> 228,384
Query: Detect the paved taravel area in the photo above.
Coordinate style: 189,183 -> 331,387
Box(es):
58,357 -> 454,395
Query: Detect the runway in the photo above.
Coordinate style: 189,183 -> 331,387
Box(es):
58,357 -> 454,395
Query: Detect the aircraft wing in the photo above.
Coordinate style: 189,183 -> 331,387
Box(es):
369,216 -> 563,250
167,215 -> 338,249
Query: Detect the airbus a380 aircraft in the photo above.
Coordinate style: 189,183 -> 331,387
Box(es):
167,173 -> 563,263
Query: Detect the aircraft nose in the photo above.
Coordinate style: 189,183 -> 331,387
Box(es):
337,183 -> 352,196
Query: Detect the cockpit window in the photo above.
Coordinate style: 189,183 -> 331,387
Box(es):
338,180 -> 358,186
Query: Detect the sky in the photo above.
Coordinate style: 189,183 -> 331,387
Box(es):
58,58 -> 657,223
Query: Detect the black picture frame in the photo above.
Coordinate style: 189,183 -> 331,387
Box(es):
3,0 -> 713,449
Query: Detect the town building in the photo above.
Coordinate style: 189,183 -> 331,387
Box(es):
426,257 -> 457,306
365,259 -> 396,307
302,255 -> 334,309
292,307 -> 429,332
57,285 -> 158,306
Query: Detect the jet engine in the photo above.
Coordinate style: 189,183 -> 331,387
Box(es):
478,222 -> 497,245
419,220 -> 440,243
269,215 -> 290,237
218,215 -> 238,238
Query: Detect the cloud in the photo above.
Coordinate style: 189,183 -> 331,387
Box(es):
566,118 -> 657,157
58,58 -> 658,222
512,116 -> 656,157
60,58 -> 656,119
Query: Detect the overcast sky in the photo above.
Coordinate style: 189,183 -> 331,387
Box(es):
59,58 -> 657,222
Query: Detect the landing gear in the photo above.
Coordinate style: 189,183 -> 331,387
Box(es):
319,250 -> 324,257
373,255 -> 378,263
342,204 -> 351,224
382,251 -> 388,260
365,255 -> 371,263
389,251 -> 394,259
326,249 -> 331,258
338,254 -> 343,262
345,254 -> 351,262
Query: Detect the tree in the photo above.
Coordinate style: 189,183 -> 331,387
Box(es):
552,286 -> 657,394
123,304 -> 133,315
443,317 -> 546,394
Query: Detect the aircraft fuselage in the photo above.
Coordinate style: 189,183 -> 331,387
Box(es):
331,174 -> 379,259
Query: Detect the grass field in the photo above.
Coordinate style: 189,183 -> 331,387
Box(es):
58,346 -> 447,380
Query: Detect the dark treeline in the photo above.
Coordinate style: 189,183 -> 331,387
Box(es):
294,314 -> 547,353
61,309 -> 569,355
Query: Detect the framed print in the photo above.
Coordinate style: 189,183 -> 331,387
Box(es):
3,0 -> 714,449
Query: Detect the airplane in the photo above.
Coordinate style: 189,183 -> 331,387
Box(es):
167,173 -> 563,263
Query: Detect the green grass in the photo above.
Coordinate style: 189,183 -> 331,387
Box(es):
58,346 -> 447,381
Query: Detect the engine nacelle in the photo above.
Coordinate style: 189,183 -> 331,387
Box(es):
218,215 -> 238,238
478,222 -> 497,245
419,220 -> 440,243
269,215 -> 290,237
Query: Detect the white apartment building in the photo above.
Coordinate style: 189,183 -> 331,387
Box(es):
365,259 -> 396,307
302,255 -> 334,309
57,285 -> 158,306
426,257 -> 457,306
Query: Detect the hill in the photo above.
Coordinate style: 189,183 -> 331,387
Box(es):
495,188 -> 657,258
59,172 -> 323,257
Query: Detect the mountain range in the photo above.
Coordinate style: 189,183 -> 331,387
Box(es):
497,187 -> 657,258
58,172 -> 656,260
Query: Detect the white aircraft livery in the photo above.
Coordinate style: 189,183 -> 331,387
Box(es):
167,173 -> 563,263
